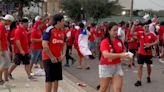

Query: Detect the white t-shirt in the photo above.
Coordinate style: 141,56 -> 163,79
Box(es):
117,27 -> 125,42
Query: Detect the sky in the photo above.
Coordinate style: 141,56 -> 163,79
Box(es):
118,0 -> 164,11
134,0 -> 164,11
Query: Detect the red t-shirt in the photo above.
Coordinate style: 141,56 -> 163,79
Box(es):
9,29 -> 16,45
96,29 -> 104,38
41,23 -> 47,32
14,26 -> 29,54
135,26 -> 144,39
30,28 -> 42,50
159,26 -> 164,40
138,32 -> 157,55
100,38 -> 124,65
65,29 -> 74,46
74,29 -> 81,48
89,27 -> 96,42
42,28 -> 65,60
0,22 -> 8,51
127,31 -> 138,50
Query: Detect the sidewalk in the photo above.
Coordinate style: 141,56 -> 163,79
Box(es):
0,66 -> 95,92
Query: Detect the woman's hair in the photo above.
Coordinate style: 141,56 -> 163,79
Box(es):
105,22 -> 118,53
79,22 -> 85,29
10,21 -> 17,31
104,22 -> 117,38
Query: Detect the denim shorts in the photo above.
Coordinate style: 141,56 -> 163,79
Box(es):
89,42 -> 96,50
30,50 -> 42,63
99,64 -> 124,78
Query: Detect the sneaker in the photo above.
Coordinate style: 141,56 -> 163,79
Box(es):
8,74 -> 14,80
34,65 -> 39,68
128,64 -> 131,68
147,77 -> 151,83
34,69 -> 45,76
134,81 -> 142,87
3,81 -> 16,88
0,80 -> 5,85
96,85 -> 100,90
64,64 -> 70,67
85,67 -> 90,70
132,63 -> 135,66
28,76 -> 37,81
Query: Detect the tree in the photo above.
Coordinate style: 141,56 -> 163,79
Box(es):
61,0 -> 123,21
61,0 -> 83,21
2,0 -> 42,19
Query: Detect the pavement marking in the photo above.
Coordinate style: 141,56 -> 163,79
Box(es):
159,59 -> 164,64
133,70 -> 138,73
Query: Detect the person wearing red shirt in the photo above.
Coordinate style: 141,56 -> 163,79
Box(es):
8,18 -> 36,81
8,21 -> 17,62
134,25 -> 159,87
99,22 -> 132,92
74,27 -> 84,69
89,23 -> 97,55
126,28 -> 138,67
0,14 -> 14,85
64,26 -> 75,67
158,24 -> 164,59
29,20 -> 44,75
42,14 -> 66,92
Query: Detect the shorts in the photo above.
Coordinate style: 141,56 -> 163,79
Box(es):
99,64 -> 124,78
159,40 -> 163,46
30,50 -> 42,63
14,54 -> 30,65
129,49 -> 137,56
44,59 -> 63,82
137,54 -> 152,64
0,51 -> 11,68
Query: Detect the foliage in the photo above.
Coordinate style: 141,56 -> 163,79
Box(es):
2,0 -> 42,19
61,0 -> 123,21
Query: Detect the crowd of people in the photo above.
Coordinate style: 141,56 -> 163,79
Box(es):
0,13 -> 164,92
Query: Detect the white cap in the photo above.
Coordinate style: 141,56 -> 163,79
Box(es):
3,14 -> 14,22
35,16 -> 41,21
143,14 -> 150,21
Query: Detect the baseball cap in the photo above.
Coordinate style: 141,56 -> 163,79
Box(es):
3,14 -> 14,22
35,16 -> 41,21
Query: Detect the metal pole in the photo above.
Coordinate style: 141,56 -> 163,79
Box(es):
130,0 -> 133,21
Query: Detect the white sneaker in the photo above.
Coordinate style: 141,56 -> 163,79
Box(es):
3,81 -> 16,88
34,69 -> 45,76
159,59 -> 164,64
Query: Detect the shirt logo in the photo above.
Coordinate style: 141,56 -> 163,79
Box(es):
110,49 -> 113,52
117,42 -> 122,47
148,36 -> 151,39
52,39 -> 63,44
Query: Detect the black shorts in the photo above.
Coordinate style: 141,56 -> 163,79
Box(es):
14,54 -> 30,65
159,40 -> 163,46
129,49 -> 137,56
44,59 -> 63,82
137,54 -> 152,64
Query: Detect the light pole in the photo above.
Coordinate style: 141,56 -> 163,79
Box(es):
130,0 -> 134,21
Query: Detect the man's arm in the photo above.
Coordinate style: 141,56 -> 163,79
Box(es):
42,41 -> 57,63
0,40 -> 2,55
16,40 -> 25,55
31,38 -> 42,42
